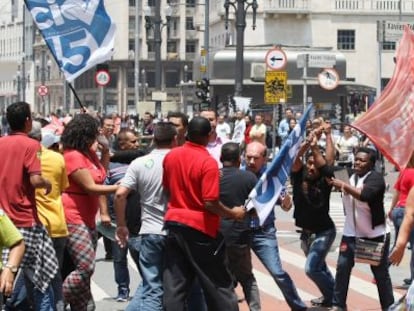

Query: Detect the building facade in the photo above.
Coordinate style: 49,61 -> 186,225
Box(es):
0,0 -> 412,117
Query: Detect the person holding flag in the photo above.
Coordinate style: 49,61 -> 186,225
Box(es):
245,104 -> 314,310
245,141 -> 306,310
291,123 -> 336,308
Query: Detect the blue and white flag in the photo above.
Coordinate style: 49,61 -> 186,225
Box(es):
247,104 -> 313,225
25,0 -> 116,82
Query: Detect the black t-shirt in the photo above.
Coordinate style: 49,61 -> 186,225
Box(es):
219,166 -> 258,245
291,165 -> 335,233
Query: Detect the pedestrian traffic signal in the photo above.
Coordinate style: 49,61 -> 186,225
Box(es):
195,78 -> 210,104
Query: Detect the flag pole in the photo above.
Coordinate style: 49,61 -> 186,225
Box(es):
67,83 -> 86,112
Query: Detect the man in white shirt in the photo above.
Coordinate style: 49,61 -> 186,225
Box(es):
231,111 -> 246,145
216,115 -> 231,140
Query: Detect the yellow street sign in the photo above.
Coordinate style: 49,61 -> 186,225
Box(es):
264,71 -> 287,104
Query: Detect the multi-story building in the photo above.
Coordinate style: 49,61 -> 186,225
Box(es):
208,0 -> 412,118
0,0 -> 412,118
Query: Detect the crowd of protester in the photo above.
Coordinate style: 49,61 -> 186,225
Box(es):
0,102 -> 412,311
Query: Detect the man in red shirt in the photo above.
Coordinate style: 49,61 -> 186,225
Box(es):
0,101 -> 57,310
163,116 -> 246,311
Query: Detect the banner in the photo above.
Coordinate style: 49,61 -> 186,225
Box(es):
352,26 -> 414,170
247,104 -> 313,225
25,0 -> 116,82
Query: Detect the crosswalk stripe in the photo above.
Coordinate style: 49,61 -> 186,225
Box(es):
91,279 -> 110,300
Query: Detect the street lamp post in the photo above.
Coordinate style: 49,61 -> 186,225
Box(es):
144,2 -> 172,118
15,57 -> 30,102
224,0 -> 257,97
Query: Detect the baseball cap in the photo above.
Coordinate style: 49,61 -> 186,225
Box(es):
41,129 -> 60,148
28,121 -> 42,140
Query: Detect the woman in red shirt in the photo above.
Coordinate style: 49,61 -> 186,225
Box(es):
61,114 -> 118,311
243,115 -> 253,147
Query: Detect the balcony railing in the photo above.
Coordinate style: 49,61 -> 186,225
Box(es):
334,0 -> 414,13
262,0 -> 310,13
262,0 -> 414,14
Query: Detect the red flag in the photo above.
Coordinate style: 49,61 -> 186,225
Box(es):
352,26 -> 414,170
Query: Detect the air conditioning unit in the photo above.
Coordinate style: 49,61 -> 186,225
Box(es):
250,63 -> 266,81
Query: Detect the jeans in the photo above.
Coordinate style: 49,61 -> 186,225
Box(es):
300,227 -> 336,303
127,235 -> 140,269
126,234 -> 166,311
391,207 -> 414,280
333,234 -> 394,309
227,244 -> 261,311
251,224 -> 306,310
112,240 -> 130,292
33,286 -> 54,311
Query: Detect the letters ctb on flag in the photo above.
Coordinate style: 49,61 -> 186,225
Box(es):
25,0 -> 116,82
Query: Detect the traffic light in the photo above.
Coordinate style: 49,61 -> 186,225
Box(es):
195,78 -> 210,105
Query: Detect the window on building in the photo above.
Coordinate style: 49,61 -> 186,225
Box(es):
127,70 -> 135,88
147,42 -> 155,53
167,41 -> 177,53
186,40 -> 196,53
186,17 -> 194,30
129,17 -> 135,31
147,0 -> 155,7
337,30 -> 355,50
186,0 -> 196,7
382,41 -> 396,50
166,70 -> 180,88
129,39 -> 135,51
381,78 -> 390,90
146,70 -> 155,87
108,71 -> 118,88
129,0 -> 135,6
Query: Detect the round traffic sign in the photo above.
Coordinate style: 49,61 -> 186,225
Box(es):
37,85 -> 48,96
318,68 -> 340,90
265,48 -> 288,70
95,70 -> 111,86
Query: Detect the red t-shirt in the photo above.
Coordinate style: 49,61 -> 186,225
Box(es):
62,149 -> 106,229
244,124 -> 252,145
0,133 -> 42,227
163,142 -> 220,237
395,168 -> 414,207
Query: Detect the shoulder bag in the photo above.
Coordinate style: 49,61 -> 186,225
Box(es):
352,197 -> 386,266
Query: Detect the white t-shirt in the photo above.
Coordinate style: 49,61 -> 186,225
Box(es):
121,149 -> 170,235
342,172 -> 388,238
216,122 -> 231,140
336,135 -> 359,163
232,119 -> 246,144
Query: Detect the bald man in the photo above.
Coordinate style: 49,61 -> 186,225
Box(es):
245,141 -> 307,310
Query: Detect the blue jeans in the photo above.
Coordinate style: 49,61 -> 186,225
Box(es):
300,227 -> 336,303
391,207 -> 414,279
251,223 -> 306,310
333,234 -> 394,309
112,240 -> 130,292
126,234 -> 166,311
127,235 -> 140,269
33,286 -> 54,311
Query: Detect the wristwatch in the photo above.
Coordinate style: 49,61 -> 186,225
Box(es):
3,263 -> 18,273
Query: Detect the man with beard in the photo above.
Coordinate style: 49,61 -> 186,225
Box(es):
291,125 -> 336,308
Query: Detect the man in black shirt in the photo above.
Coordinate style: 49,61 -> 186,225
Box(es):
291,125 -> 336,308
219,142 -> 261,311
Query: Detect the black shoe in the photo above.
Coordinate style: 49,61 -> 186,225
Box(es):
311,296 -> 332,307
404,278 -> 412,285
